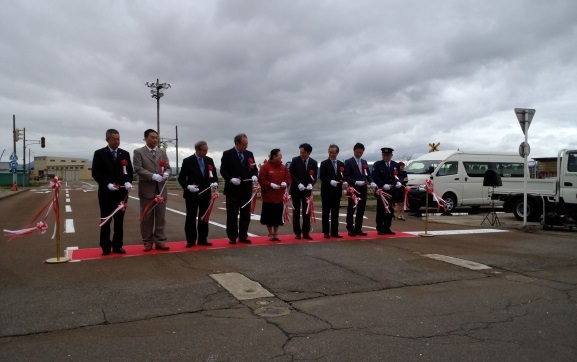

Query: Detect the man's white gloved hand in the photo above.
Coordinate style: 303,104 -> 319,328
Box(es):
187,185 -> 199,193
298,183 -> 305,191
152,174 -> 163,182
252,176 -> 258,183
210,182 -> 218,189
107,183 -> 118,191
280,182 -> 287,188
231,178 -> 241,186
124,182 -> 132,190
355,181 -> 365,186
162,172 -> 169,181
369,182 -> 377,188
306,184 -> 313,190
383,184 -> 391,190
395,181 -> 402,188
270,182 -> 280,189
330,180 -> 338,187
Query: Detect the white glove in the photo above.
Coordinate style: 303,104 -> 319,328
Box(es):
270,182 -> 280,189
383,184 -> 391,190
370,182 -> 377,188
395,181 -> 402,188
330,180 -> 338,187
231,178 -> 241,186
355,181 -> 365,186
210,182 -> 218,189
342,181 -> 349,188
162,172 -> 169,181
280,182 -> 287,188
306,184 -> 313,190
252,175 -> 258,182
152,173 -> 163,182
107,183 -> 118,191
298,183 -> 305,191
187,185 -> 199,193
124,182 -> 132,190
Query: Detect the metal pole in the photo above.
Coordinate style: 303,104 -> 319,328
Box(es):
23,128 -> 26,187
156,78 -> 160,136
175,125 -> 179,176
13,115 -> 17,187
523,111 -> 528,227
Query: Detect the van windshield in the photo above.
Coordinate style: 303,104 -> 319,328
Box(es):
406,160 -> 440,174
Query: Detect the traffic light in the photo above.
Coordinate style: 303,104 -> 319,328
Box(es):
41,137 -> 46,148
13,129 -> 22,141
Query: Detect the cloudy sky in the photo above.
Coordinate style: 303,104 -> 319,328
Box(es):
2,0 -> 576,169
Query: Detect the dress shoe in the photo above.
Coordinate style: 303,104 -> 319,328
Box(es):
348,231 -> 356,237
102,250 -> 111,256
112,248 -> 126,254
229,239 -> 237,244
239,238 -> 251,244
143,245 -> 152,252
303,234 -> 313,240
295,234 -> 301,240
185,242 -> 195,248
271,237 -> 281,242
324,233 -> 331,239
377,231 -> 387,235
155,244 -> 170,251
385,229 -> 396,235
331,234 -> 344,238
198,241 -> 213,246
355,231 -> 368,236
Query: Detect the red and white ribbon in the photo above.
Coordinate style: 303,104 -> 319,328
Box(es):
282,192 -> 293,223
376,189 -> 393,213
200,192 -> 220,222
345,185 -> 361,209
4,221 -> 48,241
99,201 -> 127,226
241,183 -> 261,214
139,194 -> 165,222
424,179 -> 447,212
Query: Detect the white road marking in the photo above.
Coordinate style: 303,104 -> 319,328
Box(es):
423,254 -> 492,270
65,219 -> 75,233
168,192 -> 179,196
405,229 -> 507,236
65,205 -> 72,212
210,272 -> 274,300
66,198 -> 71,203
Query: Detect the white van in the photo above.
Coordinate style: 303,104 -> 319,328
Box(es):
405,151 -> 525,212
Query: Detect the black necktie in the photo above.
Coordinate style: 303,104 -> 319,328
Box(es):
112,150 -> 117,160
238,152 -> 244,162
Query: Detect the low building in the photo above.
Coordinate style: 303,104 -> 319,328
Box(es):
33,156 -> 91,181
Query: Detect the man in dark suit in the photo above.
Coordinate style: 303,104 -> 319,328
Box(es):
178,140 -> 219,247
319,144 -> 345,238
92,129 -> 134,255
289,143 -> 318,240
344,142 -> 377,236
219,133 -> 259,244
372,147 -> 401,235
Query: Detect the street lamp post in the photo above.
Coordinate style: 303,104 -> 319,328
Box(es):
145,78 -> 171,137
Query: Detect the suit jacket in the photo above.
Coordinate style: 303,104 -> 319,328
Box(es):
92,146 -> 133,203
344,157 -> 372,192
219,147 -> 258,196
372,160 -> 400,195
320,158 -> 345,197
133,146 -> 171,199
289,156 -> 318,196
178,154 -> 219,200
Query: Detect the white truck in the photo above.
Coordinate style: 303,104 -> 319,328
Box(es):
491,149 -> 577,227
405,150 -> 526,212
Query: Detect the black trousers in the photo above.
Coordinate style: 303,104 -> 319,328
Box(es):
225,193 -> 252,240
184,197 -> 210,244
346,187 -> 367,232
322,191 -> 341,235
375,195 -> 394,232
292,191 -> 312,236
99,197 -> 126,251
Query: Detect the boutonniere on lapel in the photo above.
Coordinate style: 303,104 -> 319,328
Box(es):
309,169 -> 315,181
393,169 -> 399,181
208,164 -> 214,178
363,163 -> 368,176
159,160 -> 166,174
121,159 -> 128,175
339,166 -> 345,179
248,158 -> 255,170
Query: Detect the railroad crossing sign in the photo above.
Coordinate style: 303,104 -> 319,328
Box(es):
428,143 -> 440,152
515,108 -> 535,135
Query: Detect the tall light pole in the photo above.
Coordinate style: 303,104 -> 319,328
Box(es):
145,78 -> 171,137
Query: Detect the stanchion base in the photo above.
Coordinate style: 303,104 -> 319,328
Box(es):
45,257 -> 70,264
418,233 -> 434,237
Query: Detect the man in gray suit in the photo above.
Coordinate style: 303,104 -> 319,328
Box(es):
133,129 -> 172,252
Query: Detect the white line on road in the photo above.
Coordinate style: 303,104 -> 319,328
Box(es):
423,254 -> 492,270
65,219 -> 75,233
65,205 -> 72,212
404,229 -> 507,236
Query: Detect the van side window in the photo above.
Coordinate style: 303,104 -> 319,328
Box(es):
568,152 -> 577,172
438,162 -> 458,176
464,162 -> 487,177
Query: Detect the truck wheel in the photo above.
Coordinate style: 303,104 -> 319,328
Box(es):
442,193 -> 457,213
512,198 -> 538,221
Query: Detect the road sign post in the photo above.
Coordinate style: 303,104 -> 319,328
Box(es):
514,108 -> 535,227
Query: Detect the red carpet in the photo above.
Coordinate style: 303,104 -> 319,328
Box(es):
69,230 -> 416,261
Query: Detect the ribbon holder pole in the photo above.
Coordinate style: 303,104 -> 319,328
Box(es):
418,188 -> 434,237
46,183 -> 69,263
